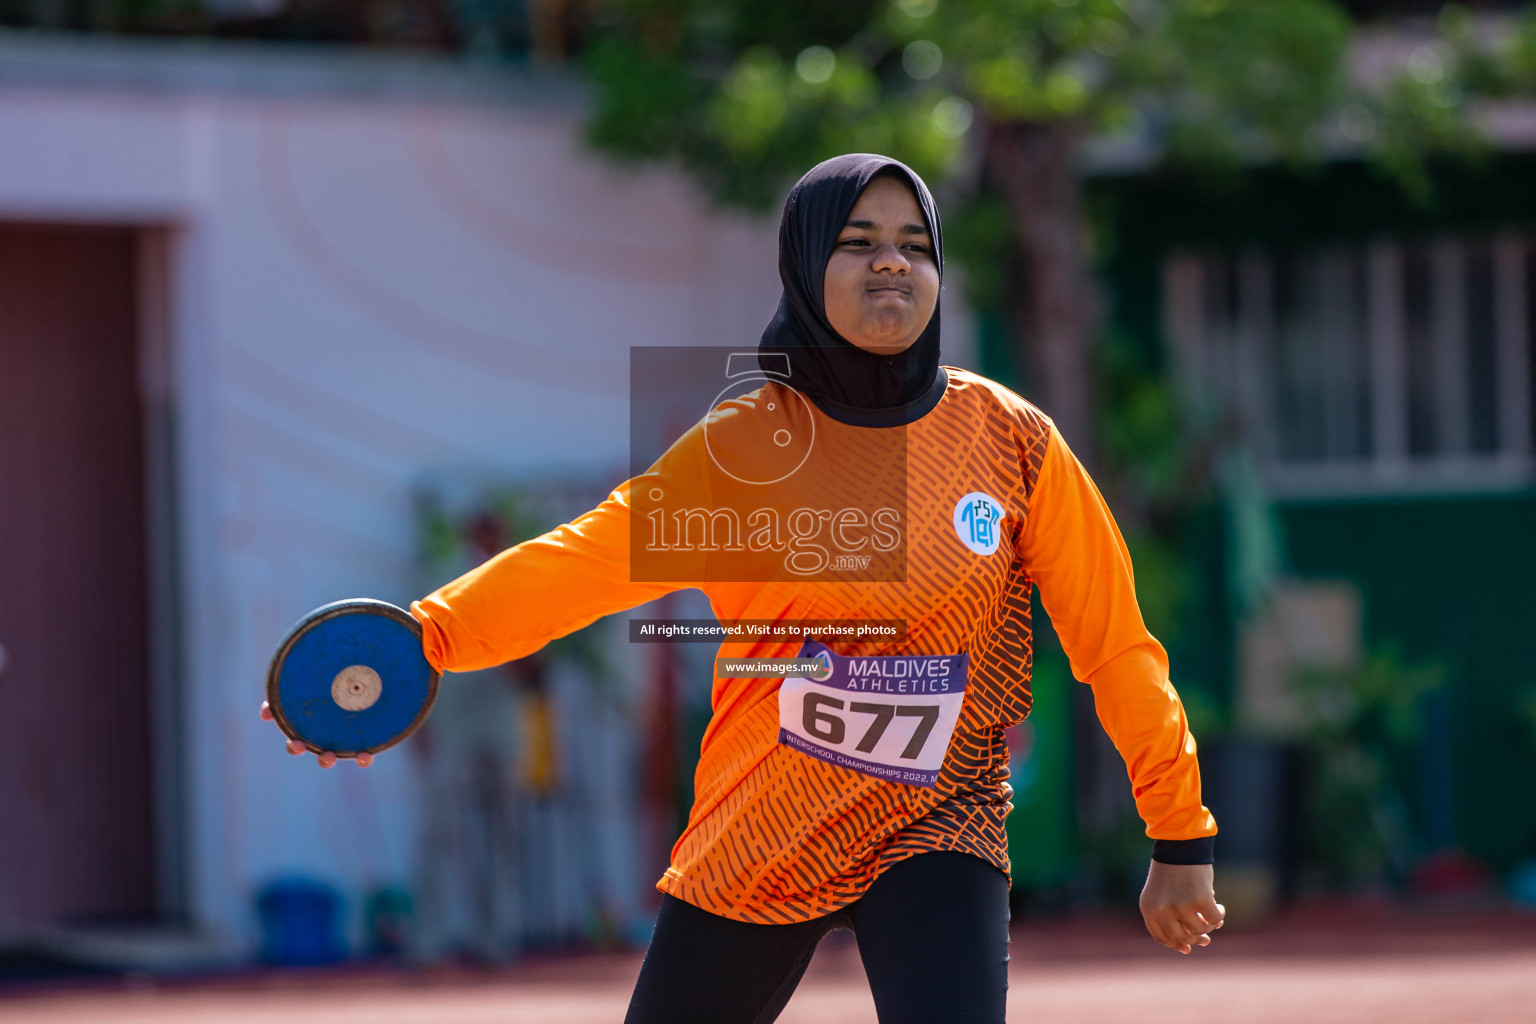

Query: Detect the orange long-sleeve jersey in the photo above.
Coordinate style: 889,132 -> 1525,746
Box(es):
411,366 -> 1216,923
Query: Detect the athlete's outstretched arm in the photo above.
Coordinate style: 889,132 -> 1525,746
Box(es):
411,454 -> 706,675
262,430 -> 710,767
1017,423 -> 1222,952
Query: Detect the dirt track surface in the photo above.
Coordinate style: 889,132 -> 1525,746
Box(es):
4,906 -> 1534,1023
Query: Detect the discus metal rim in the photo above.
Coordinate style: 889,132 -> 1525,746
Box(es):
265,598 -> 441,758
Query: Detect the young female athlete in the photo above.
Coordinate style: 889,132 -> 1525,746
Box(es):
262,153 -> 1222,1023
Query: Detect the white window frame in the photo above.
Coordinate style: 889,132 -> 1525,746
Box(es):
1164,234 -> 1534,498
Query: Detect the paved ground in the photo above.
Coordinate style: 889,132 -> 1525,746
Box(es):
3,905 -> 1534,1023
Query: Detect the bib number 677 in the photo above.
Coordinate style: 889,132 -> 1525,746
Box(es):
803,693 -> 940,759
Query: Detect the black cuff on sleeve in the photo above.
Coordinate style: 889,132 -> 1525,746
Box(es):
1151,836 -> 1215,865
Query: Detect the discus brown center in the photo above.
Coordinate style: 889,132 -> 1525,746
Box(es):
331,664 -> 383,711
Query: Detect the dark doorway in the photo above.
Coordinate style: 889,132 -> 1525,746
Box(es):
0,223 -> 156,927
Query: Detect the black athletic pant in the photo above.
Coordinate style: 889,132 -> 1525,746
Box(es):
624,851 -> 1010,1024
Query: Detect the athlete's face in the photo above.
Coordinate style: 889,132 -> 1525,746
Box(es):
822,175 -> 939,356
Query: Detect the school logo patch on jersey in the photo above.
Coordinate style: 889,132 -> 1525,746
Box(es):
952,492 -> 1005,556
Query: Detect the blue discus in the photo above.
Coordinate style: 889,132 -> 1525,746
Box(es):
266,599 -> 440,758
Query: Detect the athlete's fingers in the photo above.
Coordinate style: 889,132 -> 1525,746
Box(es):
356,752 -> 374,768
1143,908 -> 1187,952
268,703 -> 317,761
1174,907 -> 1214,946
318,751 -> 338,769
1158,911 -> 1199,948
1180,896 -> 1225,943
1146,916 -> 1191,954
1154,909 -> 1191,941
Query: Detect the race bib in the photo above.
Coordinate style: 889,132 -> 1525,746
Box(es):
778,641 -> 968,788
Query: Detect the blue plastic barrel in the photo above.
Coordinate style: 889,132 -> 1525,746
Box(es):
256,878 -> 346,966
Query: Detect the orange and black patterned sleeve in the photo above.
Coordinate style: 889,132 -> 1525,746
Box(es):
1017,424 -> 1218,863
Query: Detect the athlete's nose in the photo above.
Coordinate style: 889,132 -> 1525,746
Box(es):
870,242 -> 910,275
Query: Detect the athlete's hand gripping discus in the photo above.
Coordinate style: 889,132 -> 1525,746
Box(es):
265,599 -> 440,758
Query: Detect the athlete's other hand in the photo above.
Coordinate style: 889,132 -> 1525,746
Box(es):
1139,861 -> 1223,954
259,700 -> 372,769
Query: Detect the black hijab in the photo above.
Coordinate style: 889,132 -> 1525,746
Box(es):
758,154 -> 947,427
